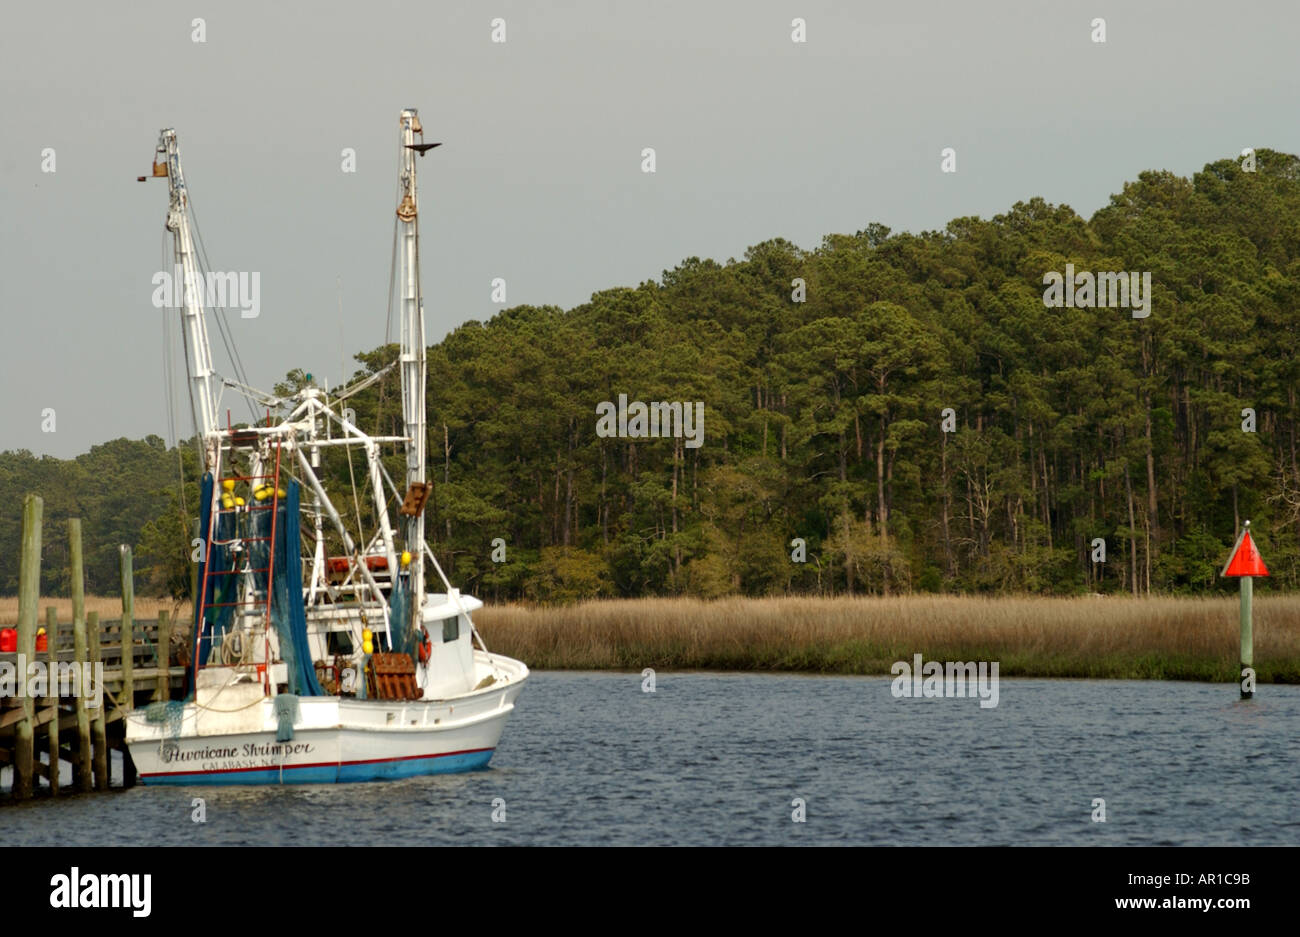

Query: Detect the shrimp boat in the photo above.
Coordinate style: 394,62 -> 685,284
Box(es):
124,110 -> 528,784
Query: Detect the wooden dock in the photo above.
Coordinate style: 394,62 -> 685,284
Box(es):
0,494 -> 189,801
0,617 -> 188,799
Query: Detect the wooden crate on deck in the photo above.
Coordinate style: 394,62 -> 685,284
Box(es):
369,652 -> 422,701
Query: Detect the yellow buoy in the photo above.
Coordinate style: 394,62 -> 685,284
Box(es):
362,627 -> 374,655
400,550 -> 412,568
234,496 -> 246,507
221,493 -> 235,509
222,479 -> 236,492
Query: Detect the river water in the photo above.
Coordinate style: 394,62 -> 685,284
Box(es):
4,672 -> 1298,845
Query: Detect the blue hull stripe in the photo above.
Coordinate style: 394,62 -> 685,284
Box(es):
140,748 -> 494,785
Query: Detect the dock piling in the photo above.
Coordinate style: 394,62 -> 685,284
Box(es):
88,611 -> 108,789
1,513 -> 180,801
120,545 -> 135,704
45,606 -> 59,795
156,609 -> 172,702
69,519 -> 92,793
120,545 -> 137,787
13,495 -> 43,799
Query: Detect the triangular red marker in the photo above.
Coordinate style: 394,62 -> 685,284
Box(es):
1222,529 -> 1269,577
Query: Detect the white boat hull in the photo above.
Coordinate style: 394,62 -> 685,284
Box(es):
125,653 -> 527,785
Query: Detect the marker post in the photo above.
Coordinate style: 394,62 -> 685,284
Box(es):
1239,573 -> 1252,698
1221,520 -> 1269,699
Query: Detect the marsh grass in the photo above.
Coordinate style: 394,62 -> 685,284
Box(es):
8,594 -> 1293,683
476,595 -> 1300,682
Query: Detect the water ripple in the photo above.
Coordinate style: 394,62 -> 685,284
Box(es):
5,673 -> 1299,845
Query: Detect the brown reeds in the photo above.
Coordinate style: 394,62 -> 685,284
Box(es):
475,595 -> 1300,682
11,594 -> 1293,682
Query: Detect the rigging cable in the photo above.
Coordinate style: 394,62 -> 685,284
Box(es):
172,234 -> 202,467
384,147 -> 401,348
186,191 -> 258,424
376,206 -> 401,437
191,208 -> 251,390
344,439 -> 367,565
377,137 -> 408,438
162,228 -> 189,517
161,227 -> 178,450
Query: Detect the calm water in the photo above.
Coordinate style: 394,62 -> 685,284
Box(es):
4,672 -> 1299,845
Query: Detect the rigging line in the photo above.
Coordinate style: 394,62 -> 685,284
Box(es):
161,228 -> 177,450
375,458 -> 419,561
176,446 -> 189,517
385,132 -> 404,349
410,174 -> 430,482
163,326 -> 176,450
194,250 -> 256,422
173,232 -> 202,464
378,141 -> 407,437
162,229 -> 188,518
189,201 -> 250,388
384,212 -> 399,347
344,443 -> 366,560
331,360 -> 397,401
377,211 -> 400,438
412,183 -> 424,370
187,195 -> 259,423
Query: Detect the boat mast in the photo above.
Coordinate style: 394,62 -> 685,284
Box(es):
398,109 -> 428,605
158,129 -> 220,470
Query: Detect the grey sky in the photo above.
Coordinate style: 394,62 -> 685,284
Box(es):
2,0 -> 1296,457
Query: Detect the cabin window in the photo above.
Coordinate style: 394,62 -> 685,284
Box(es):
442,616 -> 459,643
327,630 -> 354,655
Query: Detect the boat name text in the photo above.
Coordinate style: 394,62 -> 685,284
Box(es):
159,741 -> 315,763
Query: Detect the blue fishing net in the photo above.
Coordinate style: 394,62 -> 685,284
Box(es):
251,482 -> 325,697
144,700 -> 185,739
389,570 -> 414,658
195,475 -> 325,698
273,693 -> 299,742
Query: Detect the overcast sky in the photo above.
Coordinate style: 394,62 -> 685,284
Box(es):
2,0 -> 1297,457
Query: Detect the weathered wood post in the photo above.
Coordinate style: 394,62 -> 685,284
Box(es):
69,519 -> 93,792
88,611 -> 108,790
45,606 -> 59,796
156,609 -> 172,702
120,545 -> 135,707
13,494 -> 43,800
120,544 -> 138,787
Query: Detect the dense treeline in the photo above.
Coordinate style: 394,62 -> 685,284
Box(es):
7,150 -> 1300,600
0,437 -> 195,596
